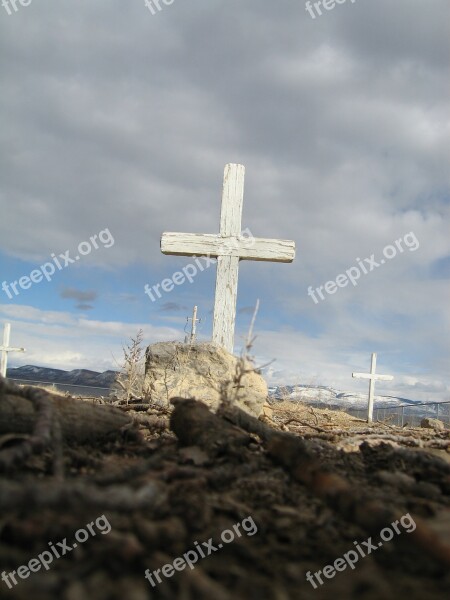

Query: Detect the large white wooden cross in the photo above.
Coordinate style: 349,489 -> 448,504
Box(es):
352,353 -> 393,423
0,323 -> 25,378
161,164 -> 295,353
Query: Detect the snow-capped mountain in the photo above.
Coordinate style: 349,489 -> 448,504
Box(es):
268,384 -> 438,410
5,367 -> 448,423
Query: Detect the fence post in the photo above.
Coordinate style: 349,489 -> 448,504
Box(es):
401,406 -> 404,427
436,403 -> 439,419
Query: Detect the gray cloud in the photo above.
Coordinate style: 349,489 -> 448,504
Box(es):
159,302 -> 187,312
238,306 -> 257,315
76,303 -> 94,311
60,288 -> 97,303
0,0 -> 448,389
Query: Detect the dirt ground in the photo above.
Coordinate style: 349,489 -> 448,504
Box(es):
1,389 -> 449,600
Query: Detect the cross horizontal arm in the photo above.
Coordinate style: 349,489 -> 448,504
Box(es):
352,372 -> 372,379
161,233 -> 219,256
352,372 -> 393,381
242,238 -> 295,262
0,347 -> 25,352
161,233 -> 295,263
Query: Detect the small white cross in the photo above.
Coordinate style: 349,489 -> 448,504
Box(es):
161,164 -> 295,353
352,353 -> 393,423
0,323 -> 25,378
185,305 -> 200,344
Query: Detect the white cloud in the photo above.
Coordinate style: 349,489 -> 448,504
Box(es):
0,304 -> 181,372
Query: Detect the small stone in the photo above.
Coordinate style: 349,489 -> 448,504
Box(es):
420,418 -> 445,431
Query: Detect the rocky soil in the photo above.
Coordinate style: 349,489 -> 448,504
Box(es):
0,379 -> 449,600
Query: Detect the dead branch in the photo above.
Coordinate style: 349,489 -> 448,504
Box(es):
0,377 -> 54,471
113,329 -> 149,403
0,376 -> 139,447
120,403 -> 151,412
282,418 -> 328,433
337,434 -> 450,450
308,405 -> 321,426
217,402 -> 450,568
0,478 -> 166,513
170,398 -> 252,456
132,413 -> 170,431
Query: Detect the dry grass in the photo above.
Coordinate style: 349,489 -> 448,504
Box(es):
270,400 -> 367,432
14,382 -> 68,397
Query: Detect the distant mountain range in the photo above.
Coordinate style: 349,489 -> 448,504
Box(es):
6,365 -> 424,407
269,385 -> 449,424
5,366 -> 447,420
267,384 -> 423,409
6,365 -> 117,388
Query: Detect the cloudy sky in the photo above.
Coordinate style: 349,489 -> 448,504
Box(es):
0,0 -> 449,402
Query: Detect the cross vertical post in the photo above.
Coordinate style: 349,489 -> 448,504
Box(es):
0,323 -> 10,377
212,163 -> 244,352
367,352 -> 377,423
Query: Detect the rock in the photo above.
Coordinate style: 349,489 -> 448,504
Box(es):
145,342 -> 268,417
421,418 -> 445,431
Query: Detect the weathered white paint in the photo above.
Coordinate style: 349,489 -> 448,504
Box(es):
161,233 -> 295,261
161,163 -> 296,353
352,353 -> 394,423
0,323 -> 25,378
212,254 -> 240,351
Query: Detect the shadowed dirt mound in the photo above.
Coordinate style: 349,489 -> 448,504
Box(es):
0,379 -> 449,600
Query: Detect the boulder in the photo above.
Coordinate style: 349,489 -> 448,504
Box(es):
145,342 -> 267,417
420,417 -> 445,431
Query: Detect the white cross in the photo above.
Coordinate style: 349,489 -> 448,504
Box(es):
161,164 -> 295,353
352,353 -> 393,423
185,305 -> 200,344
0,323 -> 25,378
